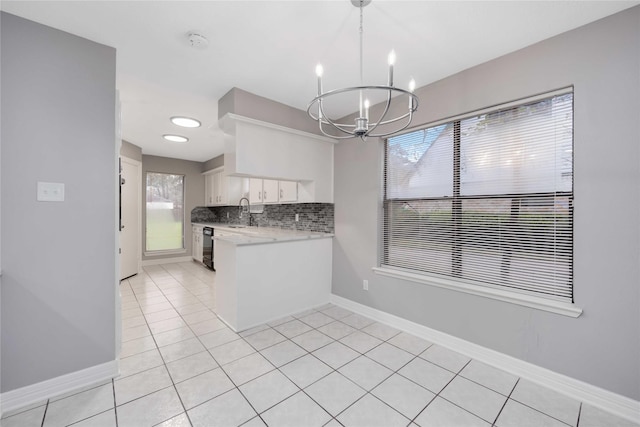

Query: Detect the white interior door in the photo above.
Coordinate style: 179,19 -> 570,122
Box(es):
120,156 -> 141,280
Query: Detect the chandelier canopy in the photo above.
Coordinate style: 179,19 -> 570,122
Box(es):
307,0 -> 419,141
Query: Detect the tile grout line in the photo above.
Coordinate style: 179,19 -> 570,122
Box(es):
111,378 -> 119,427
576,402 -> 582,427
39,399 -> 49,427
491,377 -> 519,427
407,360 -> 469,426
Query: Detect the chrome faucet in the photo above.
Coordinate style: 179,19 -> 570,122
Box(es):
238,197 -> 251,226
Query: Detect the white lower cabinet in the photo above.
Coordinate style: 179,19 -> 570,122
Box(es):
192,225 -> 204,262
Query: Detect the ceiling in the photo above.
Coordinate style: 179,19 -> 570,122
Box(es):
2,1 -> 637,162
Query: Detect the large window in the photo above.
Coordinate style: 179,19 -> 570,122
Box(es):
146,172 -> 185,252
382,90 -> 573,303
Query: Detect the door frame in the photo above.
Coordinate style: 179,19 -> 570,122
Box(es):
120,155 -> 142,278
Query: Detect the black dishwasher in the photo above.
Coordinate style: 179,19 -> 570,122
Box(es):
203,227 -> 214,270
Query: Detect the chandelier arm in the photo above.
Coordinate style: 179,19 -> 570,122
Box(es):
367,109 -> 415,138
319,102 -> 365,135
367,93 -> 419,127
373,109 -> 412,126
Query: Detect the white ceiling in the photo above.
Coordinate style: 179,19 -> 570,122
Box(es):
2,1 -> 637,162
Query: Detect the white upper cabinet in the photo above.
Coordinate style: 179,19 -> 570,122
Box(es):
249,178 -> 263,204
204,167 -> 248,206
249,178 -> 296,204
278,180 -> 298,203
262,179 -> 278,203
204,172 -> 215,206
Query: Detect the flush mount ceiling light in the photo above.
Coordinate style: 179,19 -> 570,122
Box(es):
163,134 -> 189,143
307,0 -> 419,141
171,116 -> 201,128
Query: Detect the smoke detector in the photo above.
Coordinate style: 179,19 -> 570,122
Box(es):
187,32 -> 208,49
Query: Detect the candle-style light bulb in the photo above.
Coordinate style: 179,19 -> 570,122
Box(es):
315,64 -> 323,96
364,99 -> 370,120
388,50 -> 396,66
408,78 -> 416,110
388,50 -> 396,86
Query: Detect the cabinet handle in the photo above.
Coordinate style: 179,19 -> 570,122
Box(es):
280,189 -> 283,199
258,191 -> 262,200
263,191 -> 266,200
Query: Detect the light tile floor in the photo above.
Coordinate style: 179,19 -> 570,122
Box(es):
2,261 -> 638,427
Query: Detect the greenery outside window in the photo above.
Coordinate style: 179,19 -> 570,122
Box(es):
146,172 -> 185,253
381,89 -> 574,305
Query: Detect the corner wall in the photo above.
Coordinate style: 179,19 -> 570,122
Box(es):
1,13 -> 117,392
332,7 -> 640,400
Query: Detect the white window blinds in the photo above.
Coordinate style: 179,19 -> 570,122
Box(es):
382,90 -> 573,302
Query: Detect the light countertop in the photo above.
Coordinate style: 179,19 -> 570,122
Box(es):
192,222 -> 334,246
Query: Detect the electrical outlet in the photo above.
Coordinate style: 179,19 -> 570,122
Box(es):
295,213 -> 299,222
363,279 -> 369,291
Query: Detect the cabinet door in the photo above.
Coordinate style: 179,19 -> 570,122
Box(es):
211,172 -> 221,205
197,234 -> 203,261
262,179 -> 279,203
249,178 -> 263,204
278,181 -> 298,203
192,231 -> 199,260
204,174 -> 215,206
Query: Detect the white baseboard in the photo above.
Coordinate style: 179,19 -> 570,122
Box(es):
0,360 -> 119,417
330,294 -> 640,424
141,256 -> 193,266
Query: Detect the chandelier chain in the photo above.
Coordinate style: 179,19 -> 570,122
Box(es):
359,2 -> 364,86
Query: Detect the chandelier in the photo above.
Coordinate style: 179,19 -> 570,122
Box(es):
307,0 -> 419,141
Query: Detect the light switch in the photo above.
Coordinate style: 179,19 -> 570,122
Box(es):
37,182 -> 65,202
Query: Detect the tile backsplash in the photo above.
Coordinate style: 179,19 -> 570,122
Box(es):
191,203 -> 334,233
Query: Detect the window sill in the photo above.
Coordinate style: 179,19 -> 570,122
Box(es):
372,267 -> 583,318
143,249 -> 187,257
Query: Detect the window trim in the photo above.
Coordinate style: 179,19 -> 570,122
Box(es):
145,171 -> 186,253
143,248 -> 187,258
378,87 -> 580,317
372,266 -> 582,317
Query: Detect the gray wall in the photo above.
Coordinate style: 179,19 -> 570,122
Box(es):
219,87 -> 322,135
332,7 -> 640,400
202,154 -> 224,172
120,140 -> 142,162
142,155 -> 205,260
1,13 -> 117,392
